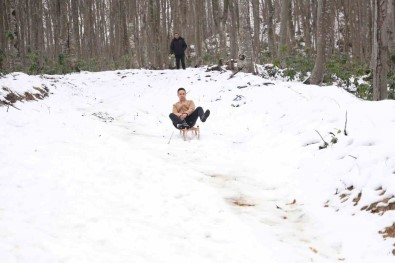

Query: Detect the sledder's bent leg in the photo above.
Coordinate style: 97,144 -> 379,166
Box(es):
185,107 -> 204,127
169,113 -> 183,128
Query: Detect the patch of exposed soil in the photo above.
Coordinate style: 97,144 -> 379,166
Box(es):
226,196 -> 255,207
332,185 -> 395,256
379,223 -> 395,255
380,223 -> 395,239
0,85 -> 49,109
335,186 -> 395,215
360,187 -> 395,215
361,197 -> 395,214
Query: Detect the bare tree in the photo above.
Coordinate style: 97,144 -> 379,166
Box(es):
193,0 -> 205,66
300,0 -> 312,54
212,0 -> 230,59
306,0 -> 333,85
287,0 -> 295,50
372,0 -> 389,100
238,0 -> 254,72
0,0 -> 385,94
8,0 -> 21,68
0,0 -> 6,55
266,0 -> 276,58
71,0 -> 80,57
278,0 -> 289,58
387,0 -> 395,55
251,0 -> 260,60
228,0 -> 238,62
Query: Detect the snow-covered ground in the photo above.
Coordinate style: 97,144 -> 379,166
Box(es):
0,69 -> 394,262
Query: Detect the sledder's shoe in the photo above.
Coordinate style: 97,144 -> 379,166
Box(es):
177,121 -> 190,129
200,110 -> 210,122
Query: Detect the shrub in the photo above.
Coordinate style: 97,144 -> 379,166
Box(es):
356,83 -> 372,100
273,52 -> 314,81
0,49 -> 5,75
26,48 -> 40,74
324,54 -> 369,86
283,53 -> 314,80
388,72 -> 395,100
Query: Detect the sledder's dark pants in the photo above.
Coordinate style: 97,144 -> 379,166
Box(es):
175,54 -> 186,69
169,106 -> 204,129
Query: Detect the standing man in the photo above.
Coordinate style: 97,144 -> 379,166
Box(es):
169,88 -> 210,129
170,32 -> 187,70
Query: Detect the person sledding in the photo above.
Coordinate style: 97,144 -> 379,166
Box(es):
169,88 -> 210,129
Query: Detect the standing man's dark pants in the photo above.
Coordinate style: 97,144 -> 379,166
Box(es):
169,107 -> 204,128
175,54 -> 186,70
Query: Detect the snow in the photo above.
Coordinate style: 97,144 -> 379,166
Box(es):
1,68 -> 394,262
0,72 -> 47,96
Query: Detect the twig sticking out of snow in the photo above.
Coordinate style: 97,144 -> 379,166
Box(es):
315,130 -> 329,150
167,131 -> 174,144
344,111 -> 348,136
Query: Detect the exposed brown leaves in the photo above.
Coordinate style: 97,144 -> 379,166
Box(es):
363,197 -> 395,215
227,197 -> 255,207
379,223 -> 395,239
352,192 -> 362,206
1,86 -> 49,108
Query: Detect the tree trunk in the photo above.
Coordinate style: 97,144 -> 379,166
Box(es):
0,0 -> 6,53
172,0 -> 180,33
387,0 -> 395,55
372,0 -> 389,100
278,0 -> 289,58
211,0 -> 221,58
301,0 -> 312,54
211,0 -> 228,60
307,0 -> 332,85
252,0 -> 260,61
9,0 -> 21,68
43,0 -> 54,60
195,0 -> 205,65
148,0 -> 162,68
71,0 -> 80,56
17,0 -> 25,64
34,0 -> 44,57
287,0 -> 295,51
266,0 -> 276,58
220,0 -> 229,59
58,0 -> 68,58
238,0 -> 254,73
121,0 -> 130,57
326,0 -> 335,56
229,0 -> 238,61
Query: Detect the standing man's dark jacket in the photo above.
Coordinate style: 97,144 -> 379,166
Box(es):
170,37 -> 187,56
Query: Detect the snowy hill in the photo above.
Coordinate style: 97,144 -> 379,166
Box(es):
1,69 -> 394,262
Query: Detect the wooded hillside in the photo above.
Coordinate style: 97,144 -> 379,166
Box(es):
1,0 -> 394,100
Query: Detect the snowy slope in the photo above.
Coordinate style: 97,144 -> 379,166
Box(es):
0,69 -> 394,262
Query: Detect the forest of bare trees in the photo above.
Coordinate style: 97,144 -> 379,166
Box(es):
1,0 -> 395,100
